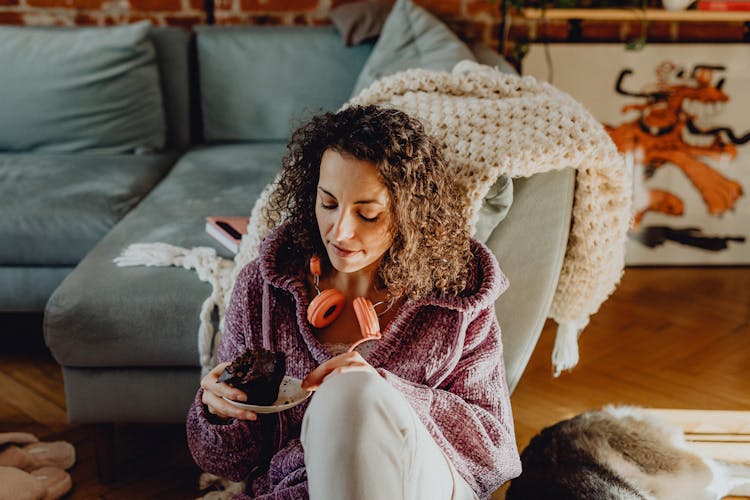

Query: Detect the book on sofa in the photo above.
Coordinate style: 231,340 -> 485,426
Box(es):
205,216 -> 249,254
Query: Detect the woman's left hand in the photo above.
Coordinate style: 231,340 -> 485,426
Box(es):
301,351 -> 380,392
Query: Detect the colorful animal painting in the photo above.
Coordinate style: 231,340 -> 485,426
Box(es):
604,62 -> 748,251
524,44 -> 750,261
606,63 -> 747,221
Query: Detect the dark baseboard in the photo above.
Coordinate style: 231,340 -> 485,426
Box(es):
1,312 -> 47,353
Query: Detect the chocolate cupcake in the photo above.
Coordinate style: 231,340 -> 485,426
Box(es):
219,348 -> 287,405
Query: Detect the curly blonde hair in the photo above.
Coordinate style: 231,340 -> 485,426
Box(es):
267,105 -> 472,299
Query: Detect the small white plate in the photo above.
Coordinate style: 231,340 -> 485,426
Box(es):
223,376 -> 312,414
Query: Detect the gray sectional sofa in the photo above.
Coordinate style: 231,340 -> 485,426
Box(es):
2,1 -> 574,431
1,24 -> 189,314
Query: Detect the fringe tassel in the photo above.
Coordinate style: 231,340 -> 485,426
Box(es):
552,318 -> 589,377
114,242 -> 191,267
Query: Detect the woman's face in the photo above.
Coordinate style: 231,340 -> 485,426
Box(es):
315,149 -> 393,275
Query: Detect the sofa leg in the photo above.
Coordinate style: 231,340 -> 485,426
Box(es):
93,423 -> 116,484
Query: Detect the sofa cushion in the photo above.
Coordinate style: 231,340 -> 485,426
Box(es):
0,152 -> 177,266
196,26 -> 372,142
0,267 -> 74,313
45,143 -> 285,368
61,366 -> 200,423
488,169 -> 575,393
0,22 -> 166,154
151,27 -> 192,151
329,0 -> 392,46
469,42 -> 518,75
350,0 -> 476,97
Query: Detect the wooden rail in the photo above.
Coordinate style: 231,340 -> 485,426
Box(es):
522,8 -> 750,22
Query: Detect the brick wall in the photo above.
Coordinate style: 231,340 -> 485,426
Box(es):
0,0 -> 747,53
508,16 -> 748,44
0,0 -> 206,27
0,0 -> 498,41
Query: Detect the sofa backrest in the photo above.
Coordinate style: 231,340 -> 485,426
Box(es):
0,23 -> 192,155
195,25 -> 372,142
151,27 -> 193,152
0,22 -> 176,155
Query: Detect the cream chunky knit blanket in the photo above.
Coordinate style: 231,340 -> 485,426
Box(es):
116,61 -> 631,377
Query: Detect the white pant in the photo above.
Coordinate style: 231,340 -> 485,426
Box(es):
300,371 -> 479,500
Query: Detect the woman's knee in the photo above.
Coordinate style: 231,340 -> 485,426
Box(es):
303,371 -> 396,437
310,371 -> 383,415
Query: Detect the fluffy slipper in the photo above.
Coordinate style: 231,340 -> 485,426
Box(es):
0,432 -> 38,447
0,441 -> 75,471
31,467 -> 73,500
0,466 -> 72,500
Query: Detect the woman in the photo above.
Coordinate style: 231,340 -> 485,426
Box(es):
187,105 -> 521,500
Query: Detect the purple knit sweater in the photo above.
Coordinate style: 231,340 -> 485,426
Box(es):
187,224 -> 521,499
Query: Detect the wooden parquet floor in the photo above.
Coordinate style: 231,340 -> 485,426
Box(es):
0,315 -> 202,499
1,266 -> 749,499
494,266 -> 750,499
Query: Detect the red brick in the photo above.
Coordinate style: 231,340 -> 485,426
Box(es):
486,20 -> 502,49
310,16 -> 331,26
74,12 -> 101,24
190,0 -> 204,9
0,10 -> 22,23
465,0 -> 499,16
165,14 -> 204,27
678,22 -> 744,42
292,13 -> 307,24
240,0 -> 317,12
446,18 -> 486,43
212,13 -> 245,24
581,21 -> 621,40
534,20 -> 568,41
646,21 -> 671,42
0,0 -> 19,6
214,12 -> 285,23
265,14 -> 290,23
128,0 -> 181,12
129,13 -> 164,24
26,0 -> 103,7
251,13 -> 284,23
413,0 -> 460,16
618,20 -> 643,40
213,0 -> 232,9
331,0 -> 392,8
507,22 -> 530,40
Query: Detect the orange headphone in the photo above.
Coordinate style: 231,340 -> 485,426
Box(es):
306,255 -> 385,352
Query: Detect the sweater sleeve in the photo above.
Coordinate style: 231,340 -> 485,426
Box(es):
377,306 -> 521,498
186,261 -> 270,482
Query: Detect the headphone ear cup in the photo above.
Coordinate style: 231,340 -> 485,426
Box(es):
307,288 -> 346,328
352,297 -> 381,339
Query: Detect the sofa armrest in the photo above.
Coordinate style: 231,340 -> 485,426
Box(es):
485,168 -> 575,393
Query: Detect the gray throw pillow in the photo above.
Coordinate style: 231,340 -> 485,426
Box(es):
350,0 -> 476,98
0,21 -> 166,154
475,174 -> 513,243
329,0 -> 392,46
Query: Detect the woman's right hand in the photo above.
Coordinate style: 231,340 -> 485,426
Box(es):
200,361 -> 258,421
